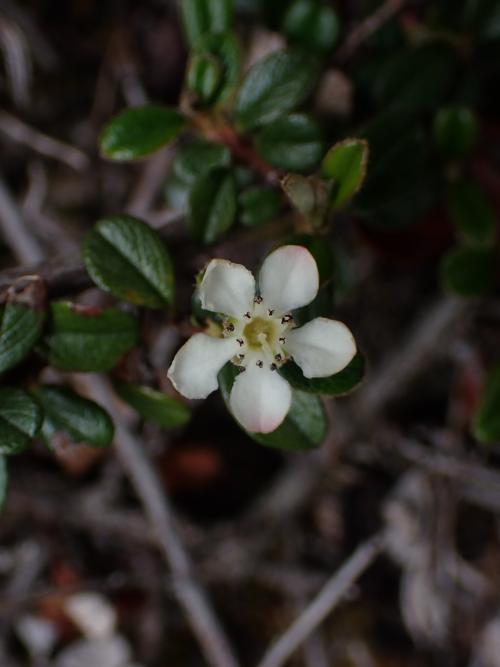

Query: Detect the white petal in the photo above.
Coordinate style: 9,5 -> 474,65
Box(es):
286,317 -> 356,378
168,334 -> 237,399
259,245 -> 319,313
199,259 -> 255,316
229,365 -> 292,433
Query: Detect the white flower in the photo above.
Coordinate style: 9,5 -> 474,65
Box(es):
167,245 -> 356,434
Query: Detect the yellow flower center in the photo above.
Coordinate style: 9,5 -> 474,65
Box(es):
243,317 -> 277,349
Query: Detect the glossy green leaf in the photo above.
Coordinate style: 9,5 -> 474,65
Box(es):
434,106 -> 478,158
0,456 -> 7,509
256,113 -> 324,172
34,385 -> 114,448
188,32 -> 241,106
218,363 -> 327,450
322,138 -> 369,208
0,277 -> 46,374
84,215 -> 174,307
239,187 -> 281,227
0,388 -> 42,455
474,365 -> 500,444
181,0 -> 234,46
441,246 -> 496,297
100,105 -> 185,161
447,180 -> 496,246
280,353 -> 365,395
115,382 -> 191,428
282,0 -> 340,54
234,49 -> 319,130
189,167 -> 237,243
43,302 -> 139,372
165,140 -> 231,210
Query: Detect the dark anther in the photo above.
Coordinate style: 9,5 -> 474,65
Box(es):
244,312 -> 252,319
256,360 -> 263,368
268,309 -> 274,316
225,323 -> 235,332
254,296 -> 263,304
237,338 -> 244,346
281,314 -> 293,324
238,353 -> 245,360
275,354 -> 282,361
279,337 -> 286,344
270,363 -> 277,371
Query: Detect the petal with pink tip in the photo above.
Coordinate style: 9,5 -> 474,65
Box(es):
258,245 -> 319,313
199,259 -> 255,317
286,317 -> 356,379
168,333 -> 238,399
229,364 -> 292,433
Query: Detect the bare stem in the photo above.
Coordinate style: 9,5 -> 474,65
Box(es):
256,533 -> 385,667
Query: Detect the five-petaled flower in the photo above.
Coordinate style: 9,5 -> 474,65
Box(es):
167,245 -> 356,434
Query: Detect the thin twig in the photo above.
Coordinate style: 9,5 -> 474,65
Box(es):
126,147 -> 174,218
0,110 -> 89,171
86,375 -> 241,667
0,177 -> 44,264
337,0 -> 407,61
256,533 -> 385,667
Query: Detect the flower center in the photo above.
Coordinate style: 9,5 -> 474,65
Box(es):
243,317 -> 277,349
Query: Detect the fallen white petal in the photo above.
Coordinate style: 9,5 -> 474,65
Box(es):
199,259 -> 255,316
286,317 -> 356,378
229,365 -> 292,433
168,334 -> 237,399
259,245 -> 319,313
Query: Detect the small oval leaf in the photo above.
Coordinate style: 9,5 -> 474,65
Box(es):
43,303 -> 139,372
84,215 -> 174,307
282,0 -> 340,54
239,186 -> 282,227
100,105 -> 185,161
181,0 -> 234,47
474,365 -> 500,444
0,388 -> 42,455
189,167 -> 237,244
280,353 -> 365,395
256,113 -> 325,172
34,385 -> 114,448
234,49 -> 319,130
188,32 -> 241,106
322,138 -> 369,208
115,382 -> 191,428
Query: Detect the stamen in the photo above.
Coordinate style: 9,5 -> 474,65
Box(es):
268,309 -> 274,316
238,353 -> 245,360
237,338 -> 244,346
244,312 -> 252,319
275,354 -> 282,361
279,337 -> 286,344
256,360 -> 263,368
254,296 -> 263,304
237,366 -> 246,373
225,323 -> 235,332
270,363 -> 277,371
281,314 -> 293,324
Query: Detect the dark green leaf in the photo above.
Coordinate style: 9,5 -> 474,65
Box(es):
100,105 -> 185,161
447,180 -> 496,246
218,363 -> 326,450
282,0 -> 340,54
0,456 -> 7,509
0,388 -> 42,455
234,49 -> 318,130
322,138 -> 369,208
256,113 -> 324,172
239,186 -> 282,227
441,246 -> 496,297
189,167 -> 237,243
34,385 -> 114,448
434,106 -> 478,158
165,140 -> 231,210
43,302 -> 139,372
188,33 -> 241,106
181,0 -> 234,47
474,365 -> 500,444
115,382 -> 191,428
280,353 -> 365,395
84,215 -> 174,307
0,277 -> 46,374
